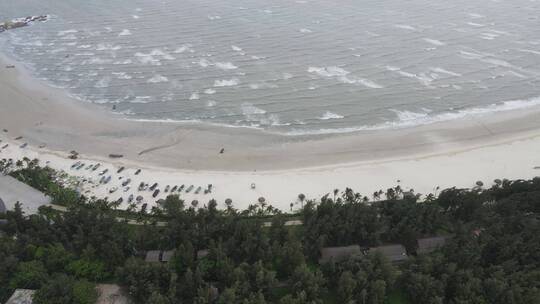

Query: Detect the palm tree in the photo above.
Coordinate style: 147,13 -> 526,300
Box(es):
298,193 -> 306,209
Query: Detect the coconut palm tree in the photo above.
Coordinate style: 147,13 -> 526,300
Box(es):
298,193 -> 306,209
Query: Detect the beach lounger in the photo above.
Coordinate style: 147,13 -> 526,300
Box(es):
122,178 -> 131,187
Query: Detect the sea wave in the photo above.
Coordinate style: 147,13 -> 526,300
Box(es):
214,78 -> 240,87
215,62 -> 238,70
284,96 -> 540,135
147,74 -> 169,83
318,111 -> 344,120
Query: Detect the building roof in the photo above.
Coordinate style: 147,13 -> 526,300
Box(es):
319,245 -> 361,264
161,250 -> 175,262
145,250 -> 175,263
370,244 -> 408,262
144,250 -> 161,263
417,236 -> 447,254
0,175 -> 51,215
5,289 -> 35,304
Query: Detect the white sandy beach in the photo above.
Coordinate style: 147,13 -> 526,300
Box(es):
1,54 -> 540,212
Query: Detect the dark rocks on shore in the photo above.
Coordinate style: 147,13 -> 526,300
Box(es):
0,15 -> 48,34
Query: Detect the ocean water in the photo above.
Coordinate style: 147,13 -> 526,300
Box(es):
1,0 -> 539,135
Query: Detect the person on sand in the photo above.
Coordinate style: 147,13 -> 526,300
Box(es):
219,148 -> 224,154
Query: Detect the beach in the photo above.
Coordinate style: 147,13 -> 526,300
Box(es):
1,54 -> 540,211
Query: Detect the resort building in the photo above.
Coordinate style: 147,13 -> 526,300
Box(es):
369,244 -> 408,262
144,250 -> 175,263
4,289 -> 35,304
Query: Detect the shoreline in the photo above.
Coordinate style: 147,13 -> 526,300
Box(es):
1,53 -> 540,210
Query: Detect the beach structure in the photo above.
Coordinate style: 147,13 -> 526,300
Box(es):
145,250 -> 175,263
417,236 -> 447,254
0,197 -> 6,214
369,244 -> 408,262
0,175 -> 51,215
319,245 -> 361,264
4,289 -> 35,304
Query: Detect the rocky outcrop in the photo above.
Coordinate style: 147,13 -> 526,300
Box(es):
0,15 -> 48,33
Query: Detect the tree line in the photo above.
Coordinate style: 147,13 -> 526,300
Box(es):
0,161 -> 539,303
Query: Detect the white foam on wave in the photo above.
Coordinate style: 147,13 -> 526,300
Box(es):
231,45 -> 243,52
308,66 -> 348,77
215,62 -> 238,70
241,103 -> 266,115
394,24 -> 416,30
112,72 -> 132,80
94,77 -> 111,88
208,15 -> 222,20
480,32 -> 499,40
82,57 -> 112,65
57,29 -> 77,36
423,38 -> 445,46
308,66 -> 382,88
135,49 -> 174,65
518,48 -> 540,55
207,100 -> 217,107
113,59 -> 132,65
189,92 -> 200,100
430,67 -> 462,77
96,43 -> 121,51
204,88 -> 216,95
147,74 -> 168,83
240,103 -> 284,126
77,45 -> 92,49
60,34 -> 77,40
196,58 -> 211,68
467,22 -> 485,27
299,28 -> 312,33
249,82 -> 278,89
118,29 -> 132,36
130,96 -> 152,103
285,96 -> 540,135
468,13 -> 484,19
132,15 -> 140,19
387,66 -> 435,87
318,111 -> 344,120
214,78 -> 240,87
174,44 -> 193,53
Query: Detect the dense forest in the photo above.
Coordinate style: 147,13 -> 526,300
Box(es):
1,159 -> 539,303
